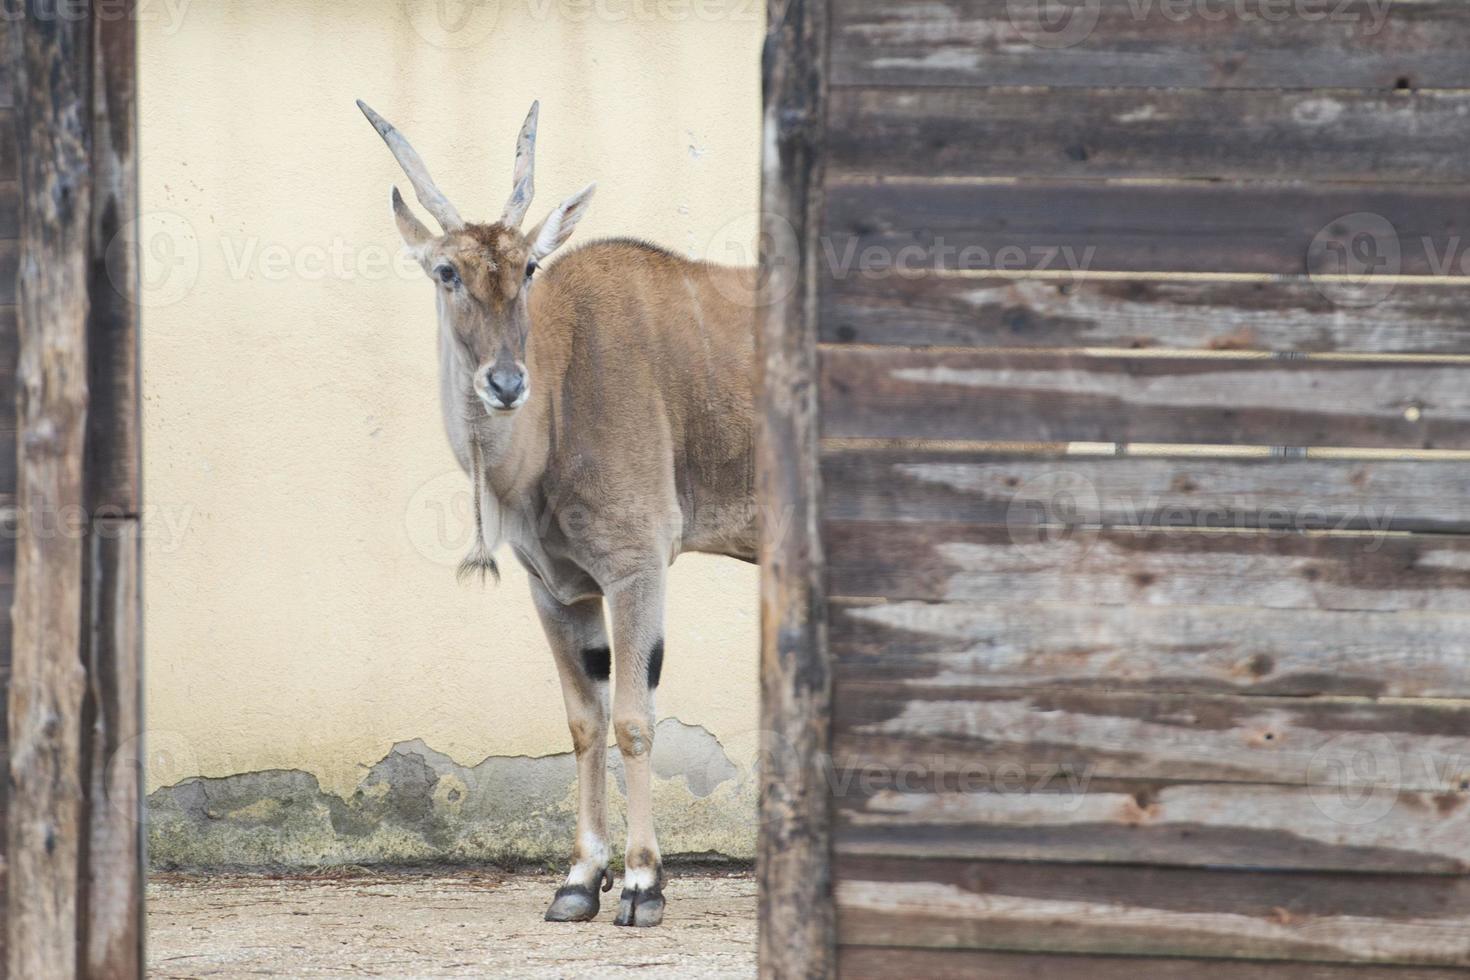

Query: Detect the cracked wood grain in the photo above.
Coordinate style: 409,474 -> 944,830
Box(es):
831,0 -> 1470,90
757,0 -> 834,973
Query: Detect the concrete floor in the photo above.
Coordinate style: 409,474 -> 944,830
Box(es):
148,869 -> 756,978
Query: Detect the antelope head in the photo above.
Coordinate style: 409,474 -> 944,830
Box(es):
357,99 -> 595,417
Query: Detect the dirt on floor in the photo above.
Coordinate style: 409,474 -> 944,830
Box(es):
148,868 -> 756,979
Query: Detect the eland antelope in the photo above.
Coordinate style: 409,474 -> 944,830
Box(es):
358,100 -> 758,927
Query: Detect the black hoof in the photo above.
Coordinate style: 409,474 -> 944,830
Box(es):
544,869 -> 610,922
612,884 -> 665,927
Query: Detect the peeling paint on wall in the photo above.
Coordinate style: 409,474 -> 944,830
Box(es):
147,719 -> 756,869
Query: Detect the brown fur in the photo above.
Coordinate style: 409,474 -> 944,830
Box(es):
360,101 -> 756,926
517,239 -> 758,575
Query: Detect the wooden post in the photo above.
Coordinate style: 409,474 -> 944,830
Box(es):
81,3 -> 143,976
7,1 -> 143,976
8,3 -> 96,974
756,0 -> 833,975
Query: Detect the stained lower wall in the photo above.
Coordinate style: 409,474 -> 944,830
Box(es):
147,721 -> 756,868
139,1 -> 764,866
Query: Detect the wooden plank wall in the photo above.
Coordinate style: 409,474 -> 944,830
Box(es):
811,0 -> 1470,974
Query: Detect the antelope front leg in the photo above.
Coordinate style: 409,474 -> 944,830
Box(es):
530,579 -> 614,923
607,568 -> 667,927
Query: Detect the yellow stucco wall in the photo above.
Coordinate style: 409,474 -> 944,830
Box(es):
139,0 -> 764,864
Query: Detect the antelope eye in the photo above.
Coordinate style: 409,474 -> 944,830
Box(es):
435,264 -> 459,286
525,260 -> 538,279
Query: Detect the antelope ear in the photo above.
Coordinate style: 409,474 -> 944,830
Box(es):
529,182 -> 596,260
392,186 -> 435,269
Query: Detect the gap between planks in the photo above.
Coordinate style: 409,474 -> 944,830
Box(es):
916,268 -> 1470,287
830,678 -> 1470,711
820,439 -> 1470,461
821,343 -> 1470,364
828,594 -> 1470,626
831,174 -> 1470,192
836,946 -> 1470,979
826,83 -> 1470,96
831,170 -> 1470,190
831,521 -> 1459,541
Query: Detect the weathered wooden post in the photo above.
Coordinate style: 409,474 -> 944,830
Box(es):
6,1 -> 143,976
756,0 -> 835,975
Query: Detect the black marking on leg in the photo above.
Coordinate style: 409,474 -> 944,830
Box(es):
581,645 -> 611,681
647,639 -> 664,688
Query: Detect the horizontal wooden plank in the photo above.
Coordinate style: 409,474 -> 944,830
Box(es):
820,350 -> 1470,449
822,452 -> 1470,533
831,599 -> 1470,699
833,685 -> 1470,792
833,777 -> 1470,873
838,945 -> 1470,979
820,273 -> 1470,354
825,521 -> 1470,612
837,857 -> 1470,966
829,88 -> 1470,183
831,0 -> 1470,90
824,180 -> 1470,277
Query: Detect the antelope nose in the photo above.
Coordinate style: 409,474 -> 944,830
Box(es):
487,370 -> 525,406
